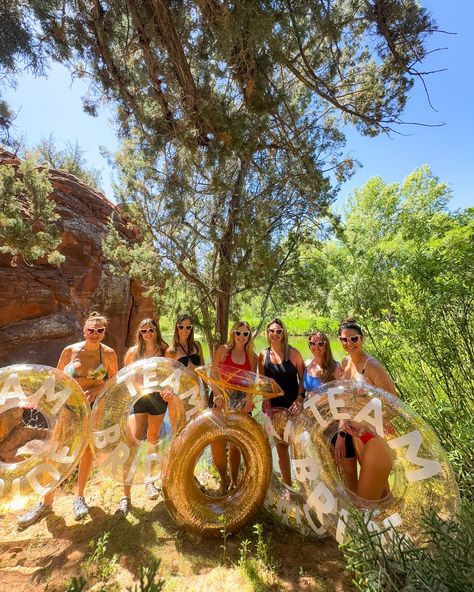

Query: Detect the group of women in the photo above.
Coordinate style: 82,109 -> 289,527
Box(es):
17,312 -> 395,528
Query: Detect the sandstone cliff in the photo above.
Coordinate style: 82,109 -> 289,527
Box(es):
0,151 -> 155,367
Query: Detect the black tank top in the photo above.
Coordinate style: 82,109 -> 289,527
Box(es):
264,348 -> 299,408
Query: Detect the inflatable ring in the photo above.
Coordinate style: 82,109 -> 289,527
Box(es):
256,407 -> 326,539
195,363 -> 284,412
162,410 -> 272,536
90,357 -> 205,485
0,364 -> 89,513
291,380 -> 460,544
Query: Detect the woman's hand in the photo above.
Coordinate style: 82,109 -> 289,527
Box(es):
85,385 -> 102,404
262,399 -> 271,414
242,397 -> 255,414
160,387 -> 174,402
288,396 -> 304,417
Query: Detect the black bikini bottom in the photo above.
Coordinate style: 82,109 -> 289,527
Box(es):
131,392 -> 168,416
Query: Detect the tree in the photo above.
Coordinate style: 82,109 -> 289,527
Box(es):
0,155 -> 64,265
1,1 -> 439,345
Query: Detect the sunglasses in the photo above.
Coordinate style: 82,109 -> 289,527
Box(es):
234,330 -> 250,337
86,327 -> 105,335
339,335 -> 361,344
268,328 -> 283,335
308,341 -> 324,347
140,328 -> 155,334
177,324 -> 193,331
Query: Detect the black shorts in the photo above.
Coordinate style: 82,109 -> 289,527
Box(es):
131,392 -> 168,416
331,432 -> 356,458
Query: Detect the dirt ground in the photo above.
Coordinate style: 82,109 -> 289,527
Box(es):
0,474 -> 353,592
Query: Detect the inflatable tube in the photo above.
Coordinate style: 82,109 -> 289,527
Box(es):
291,381 -> 460,544
0,364 -> 89,513
90,357 -> 205,485
257,407 -> 326,539
162,409 -> 272,536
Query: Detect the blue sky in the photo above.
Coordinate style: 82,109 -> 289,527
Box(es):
3,1 -> 473,211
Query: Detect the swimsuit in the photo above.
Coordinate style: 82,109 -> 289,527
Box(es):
209,351 -> 251,410
177,344 -> 201,367
131,347 -> 168,416
303,371 -> 323,393
64,344 -> 109,381
335,356 -> 375,456
264,349 -> 299,409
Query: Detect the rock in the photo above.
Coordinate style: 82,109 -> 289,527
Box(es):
0,150 -> 155,368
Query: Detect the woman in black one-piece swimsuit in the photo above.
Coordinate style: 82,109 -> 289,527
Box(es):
258,318 -> 305,486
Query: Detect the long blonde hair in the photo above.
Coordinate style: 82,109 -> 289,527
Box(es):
136,318 -> 168,359
266,317 -> 290,361
308,331 -> 338,383
225,320 -> 255,357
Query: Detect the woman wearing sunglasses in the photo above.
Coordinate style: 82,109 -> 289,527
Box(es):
337,318 -> 395,500
258,318 -> 305,486
211,321 -> 258,494
18,311 -> 118,527
304,331 -> 342,394
115,318 -> 169,516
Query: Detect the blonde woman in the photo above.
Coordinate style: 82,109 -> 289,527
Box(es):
258,318 -> 305,486
211,321 -> 258,494
115,318 -> 169,516
18,312 -> 118,528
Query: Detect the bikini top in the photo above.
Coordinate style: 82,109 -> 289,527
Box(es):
64,344 -> 109,381
303,371 -> 324,393
344,356 -> 373,383
177,343 -> 201,367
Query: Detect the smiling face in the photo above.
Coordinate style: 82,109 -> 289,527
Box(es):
308,332 -> 326,359
233,323 -> 251,345
267,322 -> 284,344
339,328 -> 363,354
139,321 -> 155,344
83,319 -> 106,343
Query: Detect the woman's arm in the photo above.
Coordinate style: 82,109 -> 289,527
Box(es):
105,349 -> 119,379
212,345 -> 226,365
124,347 -> 136,367
367,358 -> 396,395
57,346 -> 73,371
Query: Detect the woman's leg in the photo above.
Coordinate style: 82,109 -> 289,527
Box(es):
357,439 -> 393,500
146,413 -> 165,446
211,440 -> 229,494
229,445 -> 241,486
123,412 -> 148,498
76,445 -> 94,497
341,457 -> 358,493
276,442 -> 292,486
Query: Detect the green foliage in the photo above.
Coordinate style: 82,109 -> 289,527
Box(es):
126,559 -> 165,592
82,532 -> 119,585
65,577 -> 86,592
342,505 -> 474,592
218,514 -> 230,563
321,167 -> 474,497
238,523 -> 278,591
27,135 -> 103,190
0,155 -> 64,265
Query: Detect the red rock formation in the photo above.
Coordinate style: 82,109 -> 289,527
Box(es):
0,151 -> 155,367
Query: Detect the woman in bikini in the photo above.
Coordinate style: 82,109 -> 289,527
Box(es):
258,318 -> 305,487
304,330 -> 342,394
165,314 -> 205,426
337,318 -> 395,500
18,312 -> 118,527
211,320 -> 258,494
115,318 -> 169,516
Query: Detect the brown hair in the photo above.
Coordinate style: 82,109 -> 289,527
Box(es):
338,317 -> 363,337
170,314 -> 198,354
85,311 -> 108,327
136,318 -> 168,359
266,317 -> 290,361
225,320 -> 255,358
308,331 -> 338,383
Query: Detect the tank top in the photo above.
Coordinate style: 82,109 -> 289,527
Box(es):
264,348 -> 299,409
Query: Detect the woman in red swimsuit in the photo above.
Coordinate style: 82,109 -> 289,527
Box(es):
339,318 -> 395,500
211,320 -> 258,494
